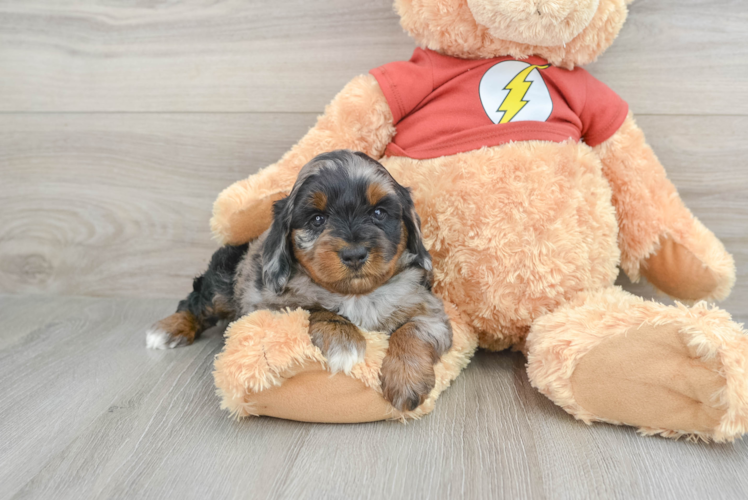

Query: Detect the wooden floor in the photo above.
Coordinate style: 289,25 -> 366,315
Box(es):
1,0 -> 748,498
0,294 -> 746,500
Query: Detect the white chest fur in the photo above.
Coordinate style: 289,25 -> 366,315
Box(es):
322,268 -> 423,331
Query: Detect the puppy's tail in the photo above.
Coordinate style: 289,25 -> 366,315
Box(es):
146,244 -> 249,349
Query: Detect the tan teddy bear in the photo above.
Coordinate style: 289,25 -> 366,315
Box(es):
211,0 -> 748,441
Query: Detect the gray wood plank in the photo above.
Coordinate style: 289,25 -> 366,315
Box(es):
1,113 -> 746,316
0,112 -> 316,298
0,295 -> 91,350
0,0 -> 746,115
2,296 -> 747,500
0,0 -> 412,114
588,0 -> 748,116
0,295 -> 224,498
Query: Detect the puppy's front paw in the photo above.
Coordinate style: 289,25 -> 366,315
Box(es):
380,354 -> 436,412
308,310 -> 366,375
323,341 -> 366,375
380,328 -> 439,412
145,311 -> 198,349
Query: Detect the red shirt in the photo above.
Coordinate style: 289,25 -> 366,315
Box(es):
370,48 -> 628,160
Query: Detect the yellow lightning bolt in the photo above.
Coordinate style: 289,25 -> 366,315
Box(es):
497,64 -> 550,124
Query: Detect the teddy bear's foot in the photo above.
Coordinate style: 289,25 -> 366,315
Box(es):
213,308 -> 391,423
571,321 -> 727,437
526,287 -> 748,441
212,304 -> 478,423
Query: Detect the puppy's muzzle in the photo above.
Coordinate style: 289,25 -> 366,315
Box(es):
339,245 -> 369,270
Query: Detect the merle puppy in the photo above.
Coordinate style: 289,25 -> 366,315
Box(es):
147,150 -> 452,411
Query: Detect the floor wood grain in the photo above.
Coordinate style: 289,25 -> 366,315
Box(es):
0,295 -> 746,500
0,0 -> 746,114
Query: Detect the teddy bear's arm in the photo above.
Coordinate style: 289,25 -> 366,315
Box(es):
594,112 -> 735,302
211,74 -> 396,245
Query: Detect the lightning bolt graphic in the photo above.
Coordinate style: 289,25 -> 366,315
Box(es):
497,64 -> 550,124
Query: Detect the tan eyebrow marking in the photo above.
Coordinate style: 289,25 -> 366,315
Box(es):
310,191 -> 327,211
366,182 -> 390,206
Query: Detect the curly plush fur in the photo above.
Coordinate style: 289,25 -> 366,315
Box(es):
396,0 -> 631,68
210,0 -> 748,440
214,302 -> 477,422
526,287 -> 748,442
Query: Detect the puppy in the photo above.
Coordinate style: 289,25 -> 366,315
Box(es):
146,150 -> 452,411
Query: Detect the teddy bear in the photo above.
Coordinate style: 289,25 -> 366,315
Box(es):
211,0 -> 748,441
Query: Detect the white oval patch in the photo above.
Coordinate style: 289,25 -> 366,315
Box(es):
479,60 -> 553,125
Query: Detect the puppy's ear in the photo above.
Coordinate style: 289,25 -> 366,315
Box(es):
262,196 -> 294,294
398,186 -> 432,272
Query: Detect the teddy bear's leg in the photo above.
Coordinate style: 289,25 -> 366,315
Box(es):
595,113 -> 735,302
213,301 -> 478,423
526,286 -> 748,441
211,74 -> 395,245
213,308 -> 394,423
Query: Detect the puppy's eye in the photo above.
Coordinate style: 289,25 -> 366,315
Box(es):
311,214 -> 327,227
372,208 -> 387,221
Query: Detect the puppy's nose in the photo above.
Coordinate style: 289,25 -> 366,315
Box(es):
339,246 -> 369,268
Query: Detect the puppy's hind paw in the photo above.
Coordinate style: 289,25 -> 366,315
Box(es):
145,311 -> 198,349
145,327 -> 190,349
